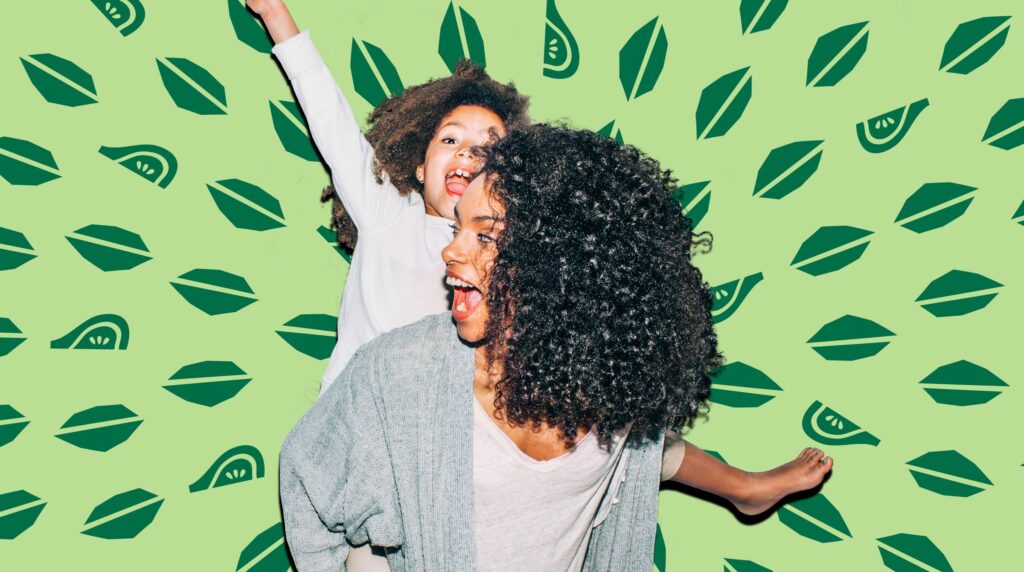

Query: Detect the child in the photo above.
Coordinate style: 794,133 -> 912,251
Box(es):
279,125 -> 834,571
248,0 -> 531,397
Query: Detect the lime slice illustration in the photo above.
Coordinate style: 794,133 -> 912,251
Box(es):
725,558 -> 773,572
66,225 -> 152,272
791,226 -> 872,276
806,21 -> 869,87
236,523 -> 290,572
710,272 -> 763,324
0,317 -> 27,358
50,314 -> 130,350
856,98 -> 929,153
438,2 -> 486,73
164,360 -> 251,407
0,227 -> 36,271
20,53 -> 98,107
696,67 -> 753,140
156,57 -> 228,115
276,314 -> 337,360
170,269 -> 257,315
55,404 -> 142,452
0,405 -> 30,448
619,16 -> 667,101
915,270 -> 1001,317
807,314 -> 894,361
89,0 -> 145,37
709,362 -> 782,408
919,359 -> 1007,406
596,120 -> 625,145
907,450 -> 992,497
0,490 -> 46,540
0,136 -> 61,186
982,98 -> 1024,150
876,533 -> 954,572
777,492 -> 852,543
98,143 -> 178,188
269,100 -> 319,162
206,178 -> 286,231
671,180 -> 711,229
351,39 -> 404,107
317,225 -> 352,264
189,445 -> 265,493
894,182 -> 976,233
801,400 -> 880,446
82,488 -> 163,539
752,140 -> 824,200
228,0 -> 272,54
654,522 -> 666,572
542,0 -> 579,79
740,0 -> 788,35
940,16 -> 1011,75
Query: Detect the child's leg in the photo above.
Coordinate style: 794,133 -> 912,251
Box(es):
668,441 -> 833,515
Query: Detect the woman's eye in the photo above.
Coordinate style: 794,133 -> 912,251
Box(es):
477,233 -> 494,244
449,223 -> 460,235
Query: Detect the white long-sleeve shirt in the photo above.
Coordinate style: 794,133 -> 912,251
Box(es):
272,31 -> 453,394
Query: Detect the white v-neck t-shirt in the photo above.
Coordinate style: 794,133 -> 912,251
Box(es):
472,398 -> 629,572
272,31 -> 453,395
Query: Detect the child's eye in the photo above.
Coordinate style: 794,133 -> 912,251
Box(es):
441,136 -> 457,144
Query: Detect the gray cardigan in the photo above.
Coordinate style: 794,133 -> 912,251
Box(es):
279,313 -> 664,571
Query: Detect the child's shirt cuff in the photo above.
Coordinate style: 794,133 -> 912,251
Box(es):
271,29 -> 323,81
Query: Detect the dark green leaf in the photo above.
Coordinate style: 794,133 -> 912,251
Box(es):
940,16 -> 1011,74
619,16 -> 668,100
894,182 -> 975,233
753,140 -> 823,199
156,57 -> 227,115
696,67 -> 752,139
982,98 -> 1024,150
0,136 -> 61,186
21,53 -> 97,106
438,2 -> 486,73
740,0 -> 788,35
228,0 -> 272,54
806,22 -> 869,87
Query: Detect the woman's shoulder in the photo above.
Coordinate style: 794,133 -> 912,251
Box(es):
352,313 -> 460,382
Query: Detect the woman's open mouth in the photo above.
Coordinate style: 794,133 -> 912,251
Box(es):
446,272 -> 483,321
445,167 -> 476,198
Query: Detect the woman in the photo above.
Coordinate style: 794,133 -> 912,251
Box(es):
279,124 -> 832,571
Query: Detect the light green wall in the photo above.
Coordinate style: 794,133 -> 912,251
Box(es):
1,1 -> 1020,570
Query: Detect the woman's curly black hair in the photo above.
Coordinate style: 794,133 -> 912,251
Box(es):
477,124 -> 723,446
321,60 -> 530,251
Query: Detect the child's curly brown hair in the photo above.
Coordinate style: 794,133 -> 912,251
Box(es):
321,59 -> 531,251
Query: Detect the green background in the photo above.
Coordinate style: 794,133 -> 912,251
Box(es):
1,0 -> 1021,570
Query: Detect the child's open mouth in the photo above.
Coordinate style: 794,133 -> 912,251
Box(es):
445,167 -> 476,198
446,272 -> 483,321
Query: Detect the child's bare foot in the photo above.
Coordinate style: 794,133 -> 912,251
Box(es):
733,447 -> 833,515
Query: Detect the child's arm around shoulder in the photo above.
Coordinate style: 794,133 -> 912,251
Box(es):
250,0 -> 405,232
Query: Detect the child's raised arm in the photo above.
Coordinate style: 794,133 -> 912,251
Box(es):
247,0 -> 299,44
250,0 -> 410,232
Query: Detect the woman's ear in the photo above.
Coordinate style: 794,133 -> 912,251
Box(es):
415,164 -> 425,184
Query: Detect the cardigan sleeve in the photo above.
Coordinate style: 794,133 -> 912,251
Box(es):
279,347 -> 394,571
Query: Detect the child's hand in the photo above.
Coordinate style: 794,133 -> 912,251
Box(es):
247,0 -> 300,45
246,0 -> 280,16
